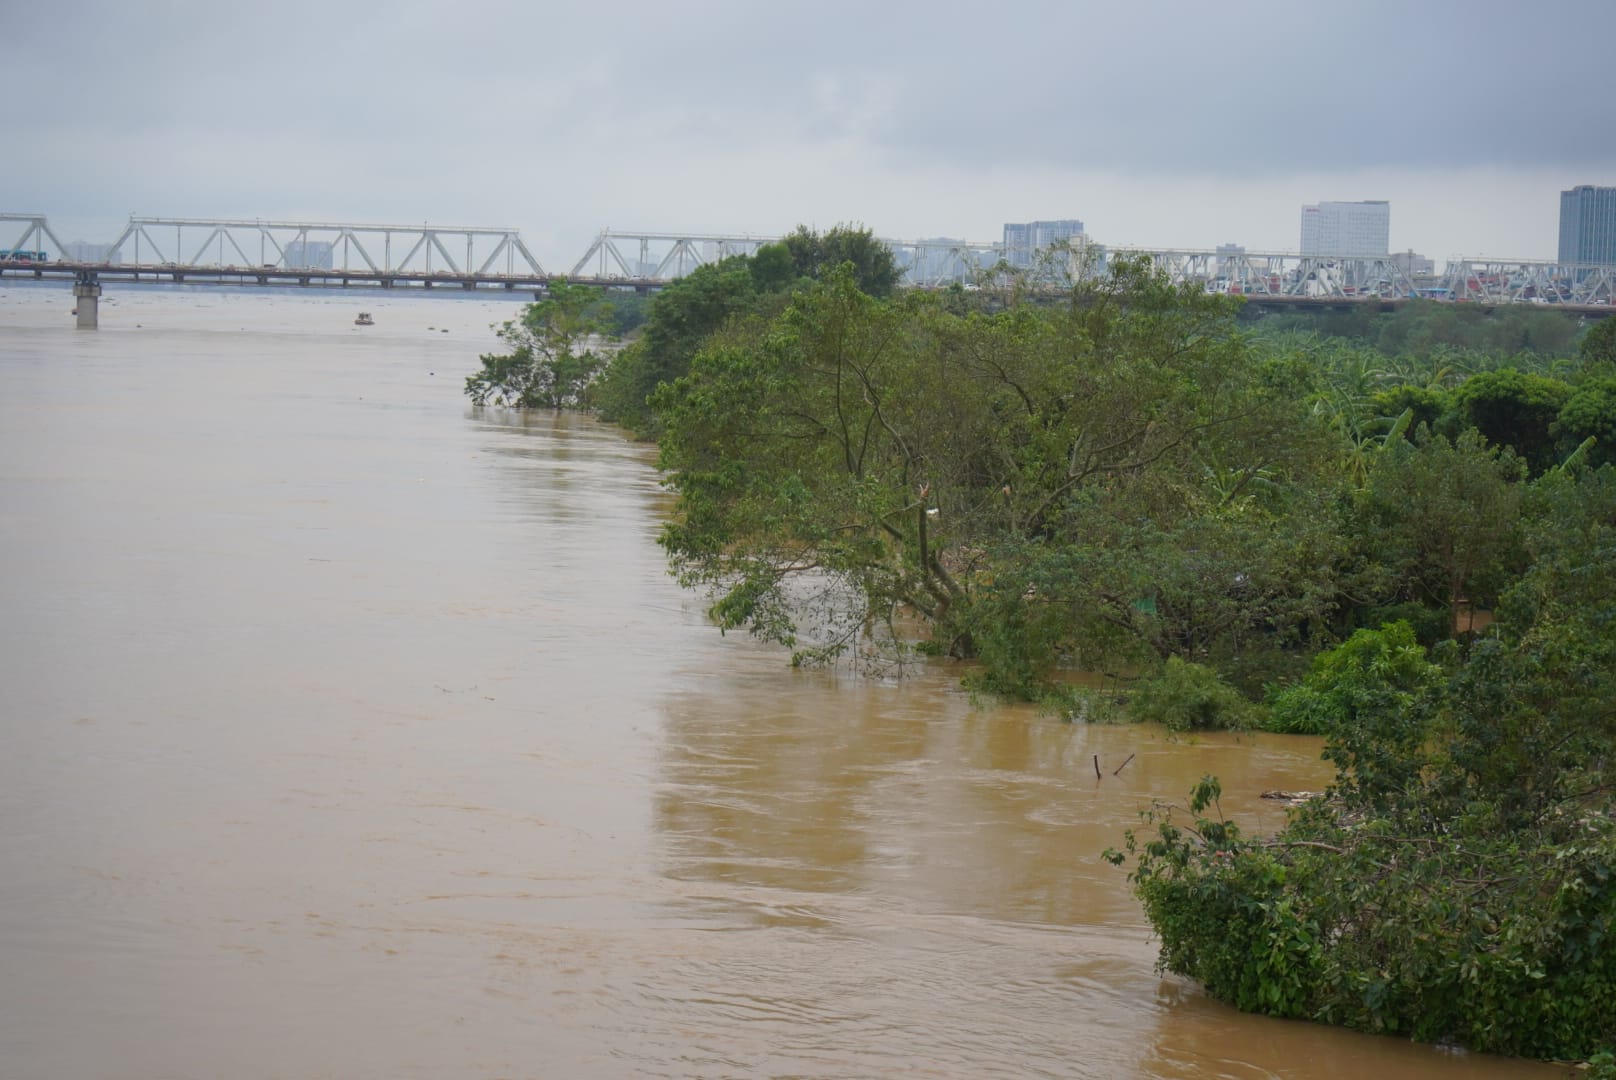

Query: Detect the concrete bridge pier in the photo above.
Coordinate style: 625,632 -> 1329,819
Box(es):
73,273 -> 101,329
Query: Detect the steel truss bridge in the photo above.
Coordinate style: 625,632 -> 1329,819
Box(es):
3,213 -> 1613,312
1117,246 -> 1615,307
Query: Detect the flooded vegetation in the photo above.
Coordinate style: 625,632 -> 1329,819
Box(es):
0,286 -> 1576,1077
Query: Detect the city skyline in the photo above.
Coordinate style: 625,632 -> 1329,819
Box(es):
4,1 -> 1613,268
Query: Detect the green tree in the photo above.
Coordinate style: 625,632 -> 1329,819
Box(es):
656,258 -> 1339,691
1581,316 -> 1616,371
464,281 -> 613,409
1358,428 -> 1525,638
1274,298 -> 1583,359
1111,469 -> 1616,1066
591,258 -> 768,434
781,224 -> 902,298
655,267 -> 951,664
1367,384 -> 1447,436
1447,367 -> 1572,473
1554,376 -> 1616,467
593,229 -> 896,436
1264,623 -> 1444,797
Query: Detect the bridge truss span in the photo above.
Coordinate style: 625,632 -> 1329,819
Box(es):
5,211 -> 1614,312
1,213 -> 74,261
1439,257 -> 1615,306
885,238 -> 1006,288
570,230 -> 775,280
1102,247 -> 1423,299
102,216 -> 547,277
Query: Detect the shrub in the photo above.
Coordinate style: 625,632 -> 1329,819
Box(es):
1113,589 -> 1616,1066
1127,658 -> 1254,732
1262,621 -> 1442,739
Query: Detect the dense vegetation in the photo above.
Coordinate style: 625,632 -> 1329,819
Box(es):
1110,475 -> 1616,1059
465,233 -> 1616,1065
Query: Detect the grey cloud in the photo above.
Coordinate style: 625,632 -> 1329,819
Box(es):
3,0 -> 1610,260
13,1 -> 1611,171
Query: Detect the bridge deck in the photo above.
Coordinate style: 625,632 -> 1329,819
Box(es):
0,260 -> 640,294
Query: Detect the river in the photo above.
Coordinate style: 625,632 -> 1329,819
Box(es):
0,284 -> 1570,1078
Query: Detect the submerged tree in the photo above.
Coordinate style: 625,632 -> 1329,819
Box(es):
654,258 -> 1338,688
1109,466 -> 1616,1069
464,281 -> 614,409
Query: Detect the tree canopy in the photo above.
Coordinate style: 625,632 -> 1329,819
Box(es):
464,281 -> 614,410
654,258 -> 1342,689
1110,465 -> 1616,1064
590,224 -> 899,436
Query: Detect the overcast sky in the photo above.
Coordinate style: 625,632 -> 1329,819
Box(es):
6,0 -> 1613,268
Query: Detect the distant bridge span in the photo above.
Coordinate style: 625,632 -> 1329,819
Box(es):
0,258 -> 629,295
4,212 -> 1613,315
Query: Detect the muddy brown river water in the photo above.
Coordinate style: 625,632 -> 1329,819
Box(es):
0,285 -> 1572,1078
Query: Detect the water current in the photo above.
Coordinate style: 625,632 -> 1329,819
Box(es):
0,284 -> 1572,1078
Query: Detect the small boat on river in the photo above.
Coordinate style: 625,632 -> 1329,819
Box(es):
354,312 -> 374,326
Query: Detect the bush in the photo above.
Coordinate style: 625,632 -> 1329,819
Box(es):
1262,622 -> 1442,738
1127,658 -> 1254,732
1261,684 -> 1333,734
1354,601 -> 1450,647
1118,789 -> 1616,1060
1113,583 -> 1616,1066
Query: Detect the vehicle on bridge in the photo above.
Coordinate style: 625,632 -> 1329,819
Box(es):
0,249 -> 49,262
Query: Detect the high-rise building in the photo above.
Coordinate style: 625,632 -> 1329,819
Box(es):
1390,250 -> 1435,277
284,240 -> 334,269
911,238 -> 972,285
1002,219 -> 1086,269
63,240 -> 120,264
1558,185 -> 1616,265
1299,201 -> 1389,257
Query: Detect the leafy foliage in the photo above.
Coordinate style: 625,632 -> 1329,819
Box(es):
1113,466 -> 1616,1066
1126,658 -> 1254,732
1257,298 -> 1584,359
1356,428 -> 1525,637
592,225 -> 899,435
780,223 -> 902,298
1581,316 -> 1616,370
1449,368 -> 1572,474
464,281 -> 613,409
1554,376 -> 1616,468
591,258 -> 774,434
654,258 -> 1340,685
1263,621 -> 1442,737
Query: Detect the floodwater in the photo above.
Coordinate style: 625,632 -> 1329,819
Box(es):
0,284 -> 1572,1079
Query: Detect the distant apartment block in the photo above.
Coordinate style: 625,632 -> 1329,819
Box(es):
63,240 -> 120,264
908,238 -> 988,284
283,240 -> 334,269
1299,201 -> 1389,257
1558,185 -> 1616,265
1002,219 -> 1086,269
1390,250 -> 1435,277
